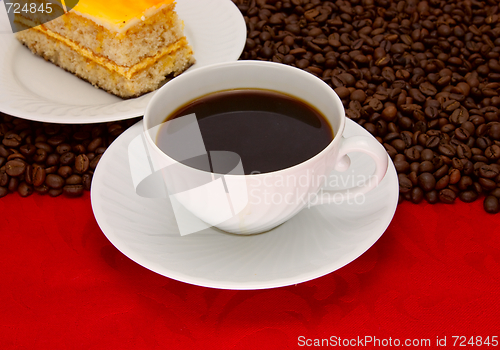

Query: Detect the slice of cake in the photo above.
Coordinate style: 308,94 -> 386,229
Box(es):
15,0 -> 195,98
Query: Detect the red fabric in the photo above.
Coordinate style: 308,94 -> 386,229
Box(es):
1,193 -> 499,349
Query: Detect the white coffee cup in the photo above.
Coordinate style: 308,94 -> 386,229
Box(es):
143,61 -> 388,235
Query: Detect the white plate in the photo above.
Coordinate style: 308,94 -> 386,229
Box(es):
91,119 -> 399,290
0,0 -> 246,123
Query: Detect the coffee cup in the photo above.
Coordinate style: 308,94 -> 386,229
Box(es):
141,60 -> 388,235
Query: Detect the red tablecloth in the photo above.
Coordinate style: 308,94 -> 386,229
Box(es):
1,193 -> 499,349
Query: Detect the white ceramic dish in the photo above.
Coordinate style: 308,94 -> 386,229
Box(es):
91,119 -> 399,290
0,0 -> 246,123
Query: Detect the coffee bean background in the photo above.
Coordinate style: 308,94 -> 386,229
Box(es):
0,115 -> 140,199
1,0 -> 500,214
234,0 -> 500,214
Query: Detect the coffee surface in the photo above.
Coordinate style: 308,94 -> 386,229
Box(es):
157,89 -> 334,175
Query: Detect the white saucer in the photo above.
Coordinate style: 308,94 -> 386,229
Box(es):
0,0 -> 246,123
91,119 -> 399,290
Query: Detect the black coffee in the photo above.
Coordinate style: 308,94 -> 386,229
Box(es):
157,89 -> 334,175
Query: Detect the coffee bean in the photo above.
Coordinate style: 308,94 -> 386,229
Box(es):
459,190 -> 478,203
63,185 -> 84,198
473,182 -> 484,195
405,147 -> 420,161
450,108 -> 470,126
89,154 -> 102,170
34,184 -> 49,195
8,177 -> 19,192
95,147 -> 110,154
75,154 -> 90,174
433,164 -> 449,179
418,172 -> 436,192
449,169 -> 461,184
43,124 -> 60,136
43,165 -> 54,175
59,152 -> 75,166
439,144 -> 456,157
409,89 -> 426,103
439,188 -> 457,204
472,154 -> 489,163
420,149 -> 434,162
441,124 -> 455,134
32,148 -> 48,163
458,176 -> 473,190
479,164 -> 500,179
0,145 -> 10,158
391,139 -> 406,152
463,161 -> 474,176
443,100 -> 461,112
35,142 -> 52,153
351,90 -> 366,102
489,124 -> 500,139
407,171 -> 418,186
419,82 -> 437,96
476,137 -> 491,150
476,124 -> 488,138
54,143 -> 70,155
457,144 -> 472,159
411,187 -> 424,204
82,173 -> 92,191
17,182 -> 33,197
339,73 -> 356,86
479,177 -> 497,191
335,87 -> 350,99
381,106 -> 397,121
7,152 -> 25,162
5,160 -> 25,177
483,195 -> 500,214
432,155 -> 444,169
19,144 -> 36,157
47,135 -> 66,147
436,175 -> 450,190
455,128 -> 470,142
394,158 -> 410,173
32,165 -> 46,187
462,121 -> 475,135
296,59 -> 310,69
46,153 -> 60,167
490,188 -> 500,199
426,136 -> 440,148
45,174 -> 65,189
398,174 -> 413,193
48,188 -> 63,197
3,133 -> 22,147
425,190 -> 439,204
485,145 -> 500,159
401,131 -> 413,148
66,174 -> 82,185
419,160 -> 434,173
20,161 -> 30,182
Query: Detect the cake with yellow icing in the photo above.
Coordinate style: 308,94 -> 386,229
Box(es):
15,0 -> 195,98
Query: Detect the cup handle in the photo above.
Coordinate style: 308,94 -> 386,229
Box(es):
310,135 -> 389,206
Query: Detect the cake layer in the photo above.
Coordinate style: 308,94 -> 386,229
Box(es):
16,25 -> 195,98
16,15 -> 188,79
71,0 -> 175,33
17,0 -> 184,67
